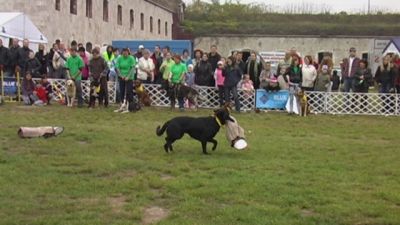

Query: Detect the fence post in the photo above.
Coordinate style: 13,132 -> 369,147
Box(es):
396,93 -> 399,116
324,92 -> 328,114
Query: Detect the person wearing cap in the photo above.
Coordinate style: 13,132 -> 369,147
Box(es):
135,45 -> 144,60
214,60 -> 226,106
341,47 -> 360,92
168,55 -> 187,111
65,48 -> 85,107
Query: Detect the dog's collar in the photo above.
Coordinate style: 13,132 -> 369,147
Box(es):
213,116 -> 222,127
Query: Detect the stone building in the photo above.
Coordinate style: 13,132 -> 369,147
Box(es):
0,0 -> 181,46
194,35 -> 394,73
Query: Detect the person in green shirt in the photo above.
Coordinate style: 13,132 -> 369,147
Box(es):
115,48 -> 137,113
168,55 -> 187,110
65,48 -> 84,107
159,52 -> 174,90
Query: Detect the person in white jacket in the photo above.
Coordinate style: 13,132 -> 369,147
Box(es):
137,49 -> 155,83
301,55 -> 317,91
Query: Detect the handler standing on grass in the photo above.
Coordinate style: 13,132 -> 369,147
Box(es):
115,48 -> 137,113
168,55 -> 187,111
65,48 -> 84,107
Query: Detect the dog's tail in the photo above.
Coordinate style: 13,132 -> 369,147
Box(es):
156,121 -> 170,136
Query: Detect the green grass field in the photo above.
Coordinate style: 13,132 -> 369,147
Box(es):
0,104 -> 399,225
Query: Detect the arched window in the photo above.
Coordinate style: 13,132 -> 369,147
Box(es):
130,10 -> 134,30
70,0 -> 77,15
150,17 -> 153,33
117,5 -> 122,25
103,0 -> 109,22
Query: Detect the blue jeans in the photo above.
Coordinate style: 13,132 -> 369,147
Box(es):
224,86 -> 240,111
343,77 -> 354,92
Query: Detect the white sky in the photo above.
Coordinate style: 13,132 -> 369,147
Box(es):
183,0 -> 400,13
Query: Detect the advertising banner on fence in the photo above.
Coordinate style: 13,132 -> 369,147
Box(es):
1,77 -> 18,96
255,89 -> 289,109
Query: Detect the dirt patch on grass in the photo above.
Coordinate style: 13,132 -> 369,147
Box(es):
142,206 -> 169,225
301,209 -> 317,217
108,195 -> 127,214
160,174 -> 174,181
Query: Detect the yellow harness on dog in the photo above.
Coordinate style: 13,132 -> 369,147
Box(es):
212,115 -> 222,127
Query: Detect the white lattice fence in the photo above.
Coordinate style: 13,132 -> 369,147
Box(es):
142,84 -> 255,111
33,79 -> 117,103
305,91 -> 399,116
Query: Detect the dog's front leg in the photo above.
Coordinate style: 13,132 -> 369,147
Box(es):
201,141 -> 209,155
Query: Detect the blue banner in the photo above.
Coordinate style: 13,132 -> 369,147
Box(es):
1,77 -> 18,96
255,90 -> 289,109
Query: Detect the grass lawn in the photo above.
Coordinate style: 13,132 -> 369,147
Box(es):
0,103 -> 399,225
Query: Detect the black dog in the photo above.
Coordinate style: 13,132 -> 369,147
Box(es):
156,108 -> 233,154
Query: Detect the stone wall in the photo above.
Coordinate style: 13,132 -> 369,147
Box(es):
1,0 -> 174,46
194,36 -> 391,67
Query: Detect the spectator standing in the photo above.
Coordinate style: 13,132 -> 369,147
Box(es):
65,48 -> 85,107
137,49 -> 155,83
245,52 -> 262,89
223,57 -> 242,112
182,49 -> 192,66
277,51 -> 292,76
354,60 -> 372,93
47,43 -> 57,78
301,55 -> 317,91
102,45 -> 115,80
194,53 -> 213,87
185,64 -> 195,87
78,47 -> 90,80
341,47 -> 360,92
236,52 -> 246,73
208,45 -> 221,72
285,56 -> 302,114
35,44 -> 48,77
160,52 -> 174,89
6,38 -> 21,77
314,65 -> 331,92
375,55 -> 396,93
25,50 -> 42,78
89,48 -> 109,108
214,61 -> 226,106
151,45 -> 163,84
191,49 -> 203,68
331,70 -> 340,92
0,39 -> 8,75
17,39 -> 31,77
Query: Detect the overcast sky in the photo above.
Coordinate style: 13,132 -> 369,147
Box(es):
183,0 -> 400,13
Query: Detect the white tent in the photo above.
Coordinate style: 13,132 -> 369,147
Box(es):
0,12 -> 48,44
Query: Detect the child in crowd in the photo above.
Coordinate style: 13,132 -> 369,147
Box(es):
240,74 -> 255,99
331,70 -> 340,92
21,72 -> 38,105
260,62 -> 279,92
34,83 -> 47,106
185,64 -> 195,87
277,65 -> 289,90
41,77 -> 53,104
214,61 -> 225,106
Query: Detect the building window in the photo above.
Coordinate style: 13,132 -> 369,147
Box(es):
117,5 -> 122,25
130,10 -> 134,30
70,0 -> 77,15
157,19 -> 161,34
55,0 -> 61,11
150,17 -> 153,33
103,0 -> 108,22
86,0 -> 92,18
140,13 -> 144,31
165,21 -> 168,36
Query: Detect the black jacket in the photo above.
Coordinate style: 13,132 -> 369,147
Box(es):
375,65 -> 395,86
285,66 -> 302,84
208,52 -> 221,71
194,60 -> 213,86
245,60 -> 262,88
18,47 -> 31,69
223,65 -> 242,88
7,46 -> 20,71
0,46 -> 9,68
25,58 -> 42,78
354,68 -> 372,92
35,50 -> 48,75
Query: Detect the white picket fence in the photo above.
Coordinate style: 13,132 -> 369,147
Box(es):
31,78 -> 400,116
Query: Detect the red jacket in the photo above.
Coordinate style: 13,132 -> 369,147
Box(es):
35,86 -> 48,102
341,57 -> 360,79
